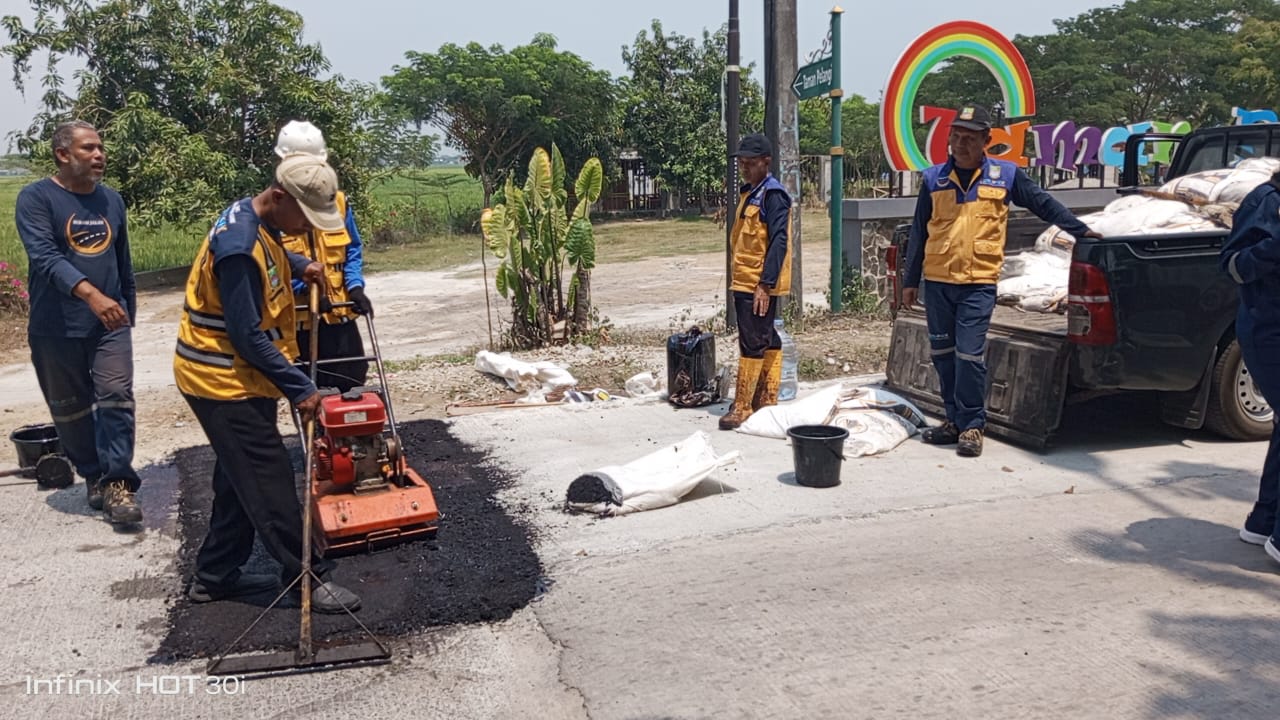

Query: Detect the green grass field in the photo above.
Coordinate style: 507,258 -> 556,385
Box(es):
0,167 -> 830,279
0,168 -> 489,277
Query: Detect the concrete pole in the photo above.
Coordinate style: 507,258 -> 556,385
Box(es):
725,0 -> 740,328
772,0 -> 802,326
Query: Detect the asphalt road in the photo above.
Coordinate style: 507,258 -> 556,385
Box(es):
1,385 -> 1276,719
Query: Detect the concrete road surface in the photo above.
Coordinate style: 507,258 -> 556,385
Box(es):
1,383 -> 1277,719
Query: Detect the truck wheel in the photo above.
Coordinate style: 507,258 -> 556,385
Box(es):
1205,339 -> 1273,440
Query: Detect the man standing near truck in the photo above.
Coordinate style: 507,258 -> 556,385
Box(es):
1222,169 -> 1280,563
901,104 -> 1099,457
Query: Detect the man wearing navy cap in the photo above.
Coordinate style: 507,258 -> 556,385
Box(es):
901,104 -> 1099,456
719,133 -> 794,430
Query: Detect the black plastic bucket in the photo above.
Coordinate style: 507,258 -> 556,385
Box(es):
787,424 -> 849,488
11,424 -> 62,478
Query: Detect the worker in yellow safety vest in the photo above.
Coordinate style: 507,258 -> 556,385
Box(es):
173,154 -> 361,615
901,103 -> 1099,458
718,133 -> 794,431
273,120 -> 372,392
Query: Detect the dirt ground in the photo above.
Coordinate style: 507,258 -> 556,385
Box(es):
0,245 -> 889,469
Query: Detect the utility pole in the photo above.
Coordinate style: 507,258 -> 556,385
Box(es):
766,0 -> 802,326
725,0 -> 740,328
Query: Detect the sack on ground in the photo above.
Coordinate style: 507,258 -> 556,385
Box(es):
475,350 -> 577,402
737,383 -> 927,457
565,431 -> 739,516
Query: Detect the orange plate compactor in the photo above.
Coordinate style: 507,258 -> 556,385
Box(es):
304,309 -> 440,556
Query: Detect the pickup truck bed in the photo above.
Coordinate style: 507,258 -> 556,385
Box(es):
887,306 -> 1071,449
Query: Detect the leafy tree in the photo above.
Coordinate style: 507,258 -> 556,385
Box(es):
796,94 -> 889,196
798,98 -> 830,156
1225,15 -> 1280,111
1,0 -> 379,226
620,20 -> 764,208
382,34 -> 618,207
839,94 -> 889,189
364,96 -> 438,171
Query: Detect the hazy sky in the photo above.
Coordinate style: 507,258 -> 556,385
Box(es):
0,0 -> 1114,145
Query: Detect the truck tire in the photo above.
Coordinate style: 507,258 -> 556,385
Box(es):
1205,339 -> 1273,440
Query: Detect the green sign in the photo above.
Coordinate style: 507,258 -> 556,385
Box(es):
792,57 -> 834,100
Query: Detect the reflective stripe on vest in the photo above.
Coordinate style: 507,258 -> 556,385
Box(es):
174,224 -> 299,400
175,339 -> 235,368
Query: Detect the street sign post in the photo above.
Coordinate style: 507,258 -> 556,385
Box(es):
828,7 -> 844,313
791,56 -> 834,100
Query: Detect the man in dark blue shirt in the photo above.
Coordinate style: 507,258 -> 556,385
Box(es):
1221,170 -> 1280,563
15,121 -> 141,525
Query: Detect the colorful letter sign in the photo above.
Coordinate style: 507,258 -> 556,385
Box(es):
880,20 -> 1036,171
880,20 -> 1203,172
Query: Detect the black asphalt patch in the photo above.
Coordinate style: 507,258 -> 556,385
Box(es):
153,418 -> 542,662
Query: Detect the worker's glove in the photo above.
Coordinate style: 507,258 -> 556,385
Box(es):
349,286 -> 374,317
317,295 -> 334,314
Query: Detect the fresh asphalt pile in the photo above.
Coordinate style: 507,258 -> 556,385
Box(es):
154,419 -> 542,661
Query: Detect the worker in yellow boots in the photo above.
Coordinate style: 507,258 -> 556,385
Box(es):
273,120 -> 371,392
719,133 -> 794,431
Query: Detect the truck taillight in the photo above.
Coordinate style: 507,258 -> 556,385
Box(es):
1067,261 -> 1116,345
885,245 -> 899,313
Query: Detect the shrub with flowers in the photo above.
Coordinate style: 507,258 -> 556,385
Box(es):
0,261 -> 30,317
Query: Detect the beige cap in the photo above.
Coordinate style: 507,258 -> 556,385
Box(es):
275,154 -> 343,231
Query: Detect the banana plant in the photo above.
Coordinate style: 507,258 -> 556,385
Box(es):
481,144 -> 603,348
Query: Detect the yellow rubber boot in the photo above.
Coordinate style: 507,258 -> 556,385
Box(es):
719,357 -> 764,430
752,349 -> 782,410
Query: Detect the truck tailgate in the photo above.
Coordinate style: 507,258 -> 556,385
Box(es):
884,307 -> 1071,449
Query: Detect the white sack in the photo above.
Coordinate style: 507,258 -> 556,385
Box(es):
737,383 -> 928,457
736,383 -> 845,439
564,431 -> 740,516
475,350 -> 577,402
831,410 -> 919,458
624,371 -> 664,398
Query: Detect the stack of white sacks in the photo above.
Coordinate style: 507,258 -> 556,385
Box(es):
996,157 -> 1280,313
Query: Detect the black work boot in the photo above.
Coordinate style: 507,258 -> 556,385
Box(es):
957,428 -> 985,457
102,480 -> 143,525
920,421 -> 960,445
188,573 -> 280,603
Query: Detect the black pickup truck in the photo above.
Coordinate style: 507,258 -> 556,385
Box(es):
884,122 -> 1280,448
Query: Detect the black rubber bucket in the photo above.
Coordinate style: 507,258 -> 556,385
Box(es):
787,424 -> 849,488
11,424 -> 62,478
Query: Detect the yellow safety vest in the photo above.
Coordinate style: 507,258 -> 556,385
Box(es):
921,159 -> 1013,285
281,191 -> 354,328
729,177 -> 792,295
174,225 -> 299,400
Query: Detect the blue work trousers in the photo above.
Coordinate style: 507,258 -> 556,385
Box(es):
924,281 -> 996,431
29,328 -> 140,491
1237,305 -> 1280,539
